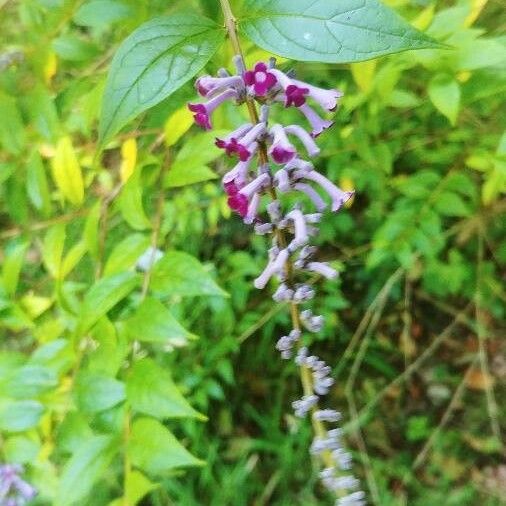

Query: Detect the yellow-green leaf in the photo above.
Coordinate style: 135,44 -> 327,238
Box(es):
51,136 -> 84,205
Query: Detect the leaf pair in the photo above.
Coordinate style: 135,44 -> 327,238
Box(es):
99,0 -> 442,145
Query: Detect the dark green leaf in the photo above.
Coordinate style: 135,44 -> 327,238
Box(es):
99,14 -> 225,144
240,0 -> 441,63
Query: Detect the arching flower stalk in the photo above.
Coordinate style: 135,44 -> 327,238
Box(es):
189,3 -> 363,503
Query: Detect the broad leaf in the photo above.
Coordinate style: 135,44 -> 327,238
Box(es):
75,372 -> 126,413
76,272 -> 139,335
0,400 -> 43,432
128,417 -> 203,476
51,136 -> 84,206
150,251 -> 227,297
127,297 -> 196,344
58,435 -> 116,505
127,358 -> 204,420
99,14 -> 225,144
240,0 -> 440,63
428,73 -> 460,125
103,233 -> 151,276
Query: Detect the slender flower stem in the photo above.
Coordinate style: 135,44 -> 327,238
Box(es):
219,0 -> 338,487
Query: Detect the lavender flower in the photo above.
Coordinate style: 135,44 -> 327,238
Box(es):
0,464 -> 37,506
189,56 -> 361,503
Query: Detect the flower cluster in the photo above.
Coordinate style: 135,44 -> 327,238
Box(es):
0,464 -> 36,506
189,58 -> 363,505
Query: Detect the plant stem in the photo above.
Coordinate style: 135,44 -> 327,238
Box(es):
219,0 -> 335,476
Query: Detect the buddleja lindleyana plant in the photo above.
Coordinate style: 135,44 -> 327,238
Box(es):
0,464 -> 37,506
188,48 -> 363,503
97,0 -> 440,502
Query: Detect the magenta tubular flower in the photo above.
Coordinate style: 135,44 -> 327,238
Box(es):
284,125 -> 321,157
217,123 -> 265,161
238,173 -> 270,199
223,156 -> 255,187
196,75 -> 243,97
188,88 -> 237,130
244,191 -> 260,224
298,103 -> 334,138
291,79 -> 342,111
243,62 -> 277,96
268,124 -> 297,164
297,169 -> 354,212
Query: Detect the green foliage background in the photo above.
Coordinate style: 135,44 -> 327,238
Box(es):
0,0 -> 505,505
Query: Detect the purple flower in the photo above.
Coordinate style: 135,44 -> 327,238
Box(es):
298,103 -> 334,138
284,209 -> 309,249
291,79 -> 342,111
188,88 -> 237,130
216,123 -> 265,161
284,125 -> 321,157
306,261 -> 338,279
196,75 -> 244,97
295,169 -> 354,212
224,180 -> 248,217
243,62 -> 277,96
285,84 -> 309,107
254,248 -> 289,289
268,124 -> 297,164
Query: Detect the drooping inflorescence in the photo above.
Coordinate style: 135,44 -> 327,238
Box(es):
0,464 -> 37,506
188,57 -> 364,505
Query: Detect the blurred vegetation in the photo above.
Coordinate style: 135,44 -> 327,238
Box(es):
0,0 -> 505,505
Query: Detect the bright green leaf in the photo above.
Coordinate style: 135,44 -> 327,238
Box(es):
127,297 -> 196,344
104,234 -> 151,276
127,358 -> 204,420
58,435 -> 116,505
150,251 -> 227,297
76,272 -> 139,335
240,0 -> 441,63
75,372 -> 126,413
428,73 -> 461,125
128,417 -> 203,476
51,136 -> 85,205
99,14 -> 225,144
0,399 -> 44,432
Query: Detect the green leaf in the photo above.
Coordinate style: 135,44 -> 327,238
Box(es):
240,0 -> 441,63
104,234 -> 151,276
0,399 -> 44,432
73,0 -> 131,28
150,251 -> 227,297
165,165 -> 217,188
109,470 -> 158,506
4,435 -> 40,464
118,168 -> 152,230
58,435 -> 116,505
434,191 -> 470,217
127,297 -> 196,344
51,136 -> 85,206
0,92 -> 26,154
75,372 -> 126,413
76,272 -> 139,335
127,358 -> 204,420
128,417 -> 203,476
428,74 -> 461,125
99,14 -> 225,144
42,224 -> 66,279
2,241 -> 29,297
26,151 -> 52,217
2,365 -> 57,399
